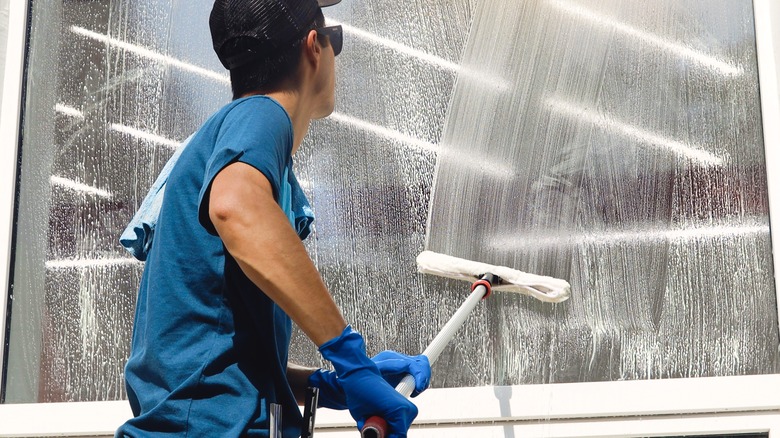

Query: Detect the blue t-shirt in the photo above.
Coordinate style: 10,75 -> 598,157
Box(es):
118,96 -> 312,437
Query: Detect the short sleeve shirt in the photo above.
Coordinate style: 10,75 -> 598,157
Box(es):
118,96 -> 311,438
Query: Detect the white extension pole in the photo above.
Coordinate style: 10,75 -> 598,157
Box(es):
393,284 -> 489,397
363,253 -> 569,437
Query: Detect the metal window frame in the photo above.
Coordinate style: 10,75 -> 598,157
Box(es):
0,0 -> 779,435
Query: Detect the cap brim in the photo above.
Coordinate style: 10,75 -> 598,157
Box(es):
318,0 -> 341,6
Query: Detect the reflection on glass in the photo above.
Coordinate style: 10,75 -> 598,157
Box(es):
6,0 -> 228,403
427,0 -> 779,384
4,0 -> 473,402
4,0 -> 777,405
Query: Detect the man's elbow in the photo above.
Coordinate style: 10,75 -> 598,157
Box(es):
209,192 -> 242,233
207,162 -> 276,237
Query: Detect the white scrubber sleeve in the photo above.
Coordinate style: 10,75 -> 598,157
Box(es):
416,251 -> 571,303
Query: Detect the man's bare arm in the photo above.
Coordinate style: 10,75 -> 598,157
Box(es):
287,363 -> 319,404
209,161 -> 347,346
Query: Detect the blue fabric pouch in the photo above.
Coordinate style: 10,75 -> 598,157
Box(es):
280,166 -> 315,240
120,134 -> 193,261
120,134 -> 314,261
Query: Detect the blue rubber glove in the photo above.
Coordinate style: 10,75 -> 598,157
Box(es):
318,326 -> 418,437
307,369 -> 348,410
371,350 -> 431,397
308,350 -> 431,409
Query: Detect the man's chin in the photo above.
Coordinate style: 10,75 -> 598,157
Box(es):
314,106 -> 335,120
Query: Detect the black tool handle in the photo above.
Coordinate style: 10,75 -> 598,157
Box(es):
301,387 -> 319,438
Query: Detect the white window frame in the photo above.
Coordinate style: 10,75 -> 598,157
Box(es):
0,0 -> 28,392
1,0 -> 779,436
1,375 -> 780,437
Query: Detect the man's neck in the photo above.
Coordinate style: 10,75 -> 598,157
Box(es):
264,90 -> 311,156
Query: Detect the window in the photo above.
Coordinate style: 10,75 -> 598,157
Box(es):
1,0 -> 779,436
425,0 -> 780,384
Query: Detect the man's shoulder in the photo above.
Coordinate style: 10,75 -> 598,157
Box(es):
222,95 -> 289,122
219,96 -> 293,150
183,96 -> 291,151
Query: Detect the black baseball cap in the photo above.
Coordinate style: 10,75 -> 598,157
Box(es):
210,0 -> 342,70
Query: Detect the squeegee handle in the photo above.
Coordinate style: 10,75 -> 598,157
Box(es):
360,282 -> 491,438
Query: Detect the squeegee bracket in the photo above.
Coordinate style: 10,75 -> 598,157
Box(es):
472,273 -> 500,299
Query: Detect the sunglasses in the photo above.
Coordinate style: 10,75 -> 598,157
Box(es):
316,25 -> 343,56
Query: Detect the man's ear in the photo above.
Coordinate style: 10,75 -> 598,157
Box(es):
304,29 -> 321,64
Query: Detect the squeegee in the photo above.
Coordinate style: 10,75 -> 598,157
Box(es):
360,250 -> 571,438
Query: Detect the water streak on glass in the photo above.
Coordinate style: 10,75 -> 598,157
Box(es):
426,0 -> 780,384
5,0 -> 477,402
4,0 -> 778,404
6,0 -> 235,402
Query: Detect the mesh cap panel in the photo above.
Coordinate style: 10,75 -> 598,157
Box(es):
210,0 -> 339,69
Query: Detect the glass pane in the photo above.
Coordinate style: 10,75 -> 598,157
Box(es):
4,0 -> 246,403
3,0 -> 475,402
3,0 -> 777,405
426,0 -> 780,384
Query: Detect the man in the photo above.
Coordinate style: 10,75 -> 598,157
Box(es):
116,0 -> 430,436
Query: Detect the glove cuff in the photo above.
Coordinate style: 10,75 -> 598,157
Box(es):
308,369 -> 348,410
307,368 -> 334,389
318,325 -> 378,378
